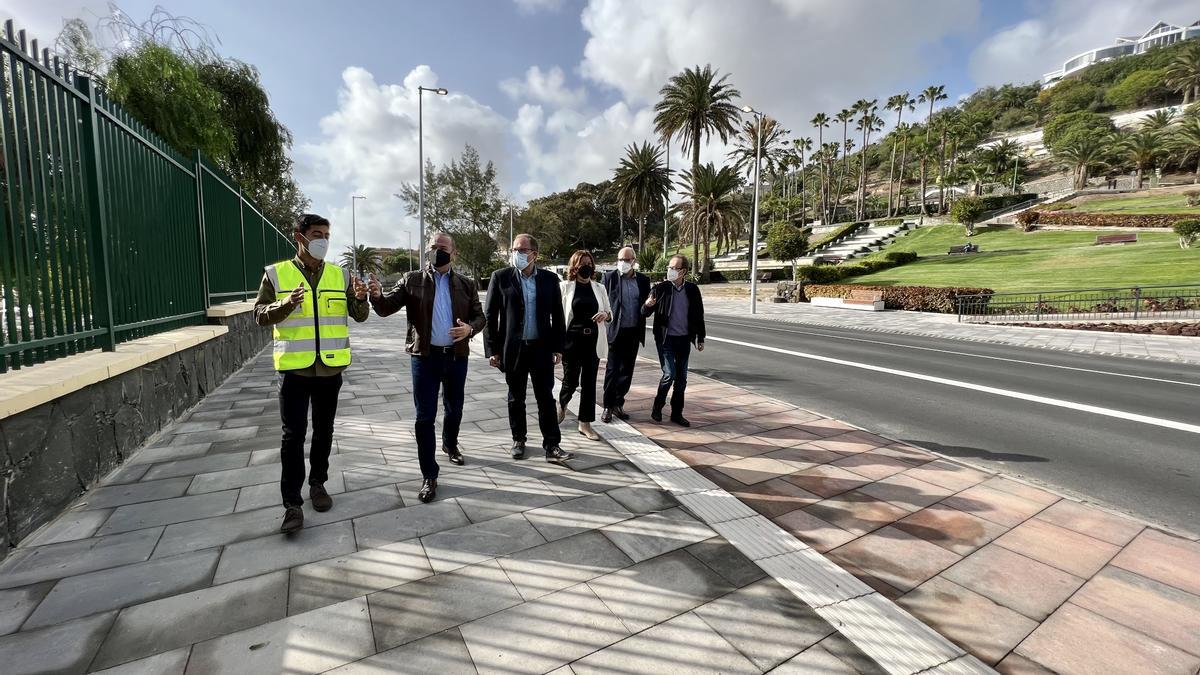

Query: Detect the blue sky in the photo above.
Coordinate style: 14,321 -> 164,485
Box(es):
7,0 -> 1195,249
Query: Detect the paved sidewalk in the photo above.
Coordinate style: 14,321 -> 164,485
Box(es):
0,317 -> 889,674
620,363 -> 1200,674
704,298 -> 1200,364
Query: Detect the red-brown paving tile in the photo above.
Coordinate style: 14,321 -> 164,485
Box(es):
733,478 -> 823,518
901,459 -> 992,492
1034,499 -> 1145,547
857,474 -> 953,513
747,409 -> 824,430
753,425 -> 825,448
827,526 -> 961,593
774,509 -> 858,553
942,545 -> 1085,621
898,576 -> 1039,666
872,443 -> 938,466
1015,603 -> 1200,675
764,443 -> 848,466
803,491 -> 911,536
979,476 -> 1060,507
831,452 -> 914,481
941,484 -> 1049,528
652,429 -> 726,449
1111,528 -> 1200,597
712,456 -> 803,486
668,446 -> 732,467
994,518 -> 1120,579
811,433 -> 886,455
704,437 -> 779,459
995,652 -> 1059,675
1071,566 -> 1200,657
698,419 -> 772,439
894,504 -> 1008,556
792,418 -> 859,438
782,464 -> 870,499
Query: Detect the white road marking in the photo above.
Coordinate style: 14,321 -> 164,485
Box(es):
706,335 -> 1200,435
708,317 -> 1200,389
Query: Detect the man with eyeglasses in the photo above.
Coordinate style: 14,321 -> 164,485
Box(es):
484,234 -> 574,464
600,246 -> 651,423
642,254 -> 705,427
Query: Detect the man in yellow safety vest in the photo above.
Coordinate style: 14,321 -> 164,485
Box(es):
254,213 -> 369,533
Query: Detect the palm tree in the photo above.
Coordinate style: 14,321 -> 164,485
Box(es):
340,245 -> 383,277
834,108 -> 854,218
611,141 -> 672,252
674,163 -> 746,269
1118,128 -> 1165,189
1166,42 -> 1200,105
885,92 -> 915,216
934,110 -> 960,211
918,85 -> 947,214
1053,134 -> 1107,190
894,124 -> 912,211
654,65 -> 743,276
728,116 -> 787,180
852,100 -> 877,219
793,137 -> 813,223
977,139 -> 1022,190
1142,108 -> 1177,131
1172,115 -> 1200,182
810,112 -> 831,222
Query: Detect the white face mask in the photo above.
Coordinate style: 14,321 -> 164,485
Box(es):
304,236 -> 329,261
617,260 -> 634,275
666,268 -> 681,282
511,250 -> 530,270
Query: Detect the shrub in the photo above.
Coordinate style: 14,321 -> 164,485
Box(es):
795,264 -> 848,283
1042,111 -> 1115,152
1029,211 -> 1198,228
713,268 -> 788,282
805,284 -> 993,313
766,222 -> 809,274
636,246 -> 661,271
1174,219 -> 1200,249
1041,202 -> 1076,211
950,197 -> 986,234
1039,79 -> 1102,117
1185,190 -> 1200,208
1015,210 -> 1040,232
884,250 -> 919,264
1104,69 -> 1172,109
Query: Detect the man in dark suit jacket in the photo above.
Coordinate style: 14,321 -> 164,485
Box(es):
485,233 -> 574,463
642,254 -> 705,427
600,246 -> 651,423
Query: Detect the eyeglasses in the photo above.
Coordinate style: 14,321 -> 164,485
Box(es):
513,247 -> 534,254
618,258 -> 635,263
667,266 -> 685,271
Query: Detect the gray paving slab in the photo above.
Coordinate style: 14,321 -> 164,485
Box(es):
23,549 -> 219,629
523,493 -> 636,542
805,633 -> 889,675
421,512 -> 548,573
301,485 -> 403,528
0,582 -> 53,635
342,462 -> 425,491
0,611 -> 116,675
187,463 -> 284,494
232,470 -> 348,513
459,583 -> 630,674
288,539 -> 433,615
102,462 -> 153,485
185,597 -> 375,674
80,477 -> 193,510
569,610 -> 759,675
543,462 -> 645,498
140,452 -> 252,481
368,559 -> 524,652
125,443 -> 212,465
0,528 -> 163,589
88,647 -> 191,675
454,479 -> 563,523
352,500 -> 471,550
91,571 -> 288,670
684,537 -> 768,588
606,481 -> 681,514
497,530 -> 634,602
481,458 -> 574,487
395,469 -> 501,506
20,508 -> 112,547
152,506 -> 279,558
212,520 -> 357,584
771,643 -> 865,674
694,578 -> 836,671
586,549 -> 736,633
96,490 -> 239,535
600,507 -> 717,563
324,628 -> 477,675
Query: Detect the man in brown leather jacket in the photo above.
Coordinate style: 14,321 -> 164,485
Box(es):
368,232 -> 485,502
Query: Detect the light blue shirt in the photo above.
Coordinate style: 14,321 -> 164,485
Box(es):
520,270 -> 539,340
430,270 -> 453,346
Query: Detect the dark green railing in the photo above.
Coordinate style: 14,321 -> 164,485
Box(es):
0,20 -> 293,372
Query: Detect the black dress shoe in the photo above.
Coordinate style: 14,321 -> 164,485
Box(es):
651,406 -> 663,422
670,414 -> 691,428
309,484 -> 333,512
280,506 -> 304,533
545,446 -> 575,464
601,408 -> 613,423
418,478 -> 437,503
443,445 -> 465,466
511,441 -> 527,459
613,406 -> 631,421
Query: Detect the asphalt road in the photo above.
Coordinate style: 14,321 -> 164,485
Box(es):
637,314 -> 1200,534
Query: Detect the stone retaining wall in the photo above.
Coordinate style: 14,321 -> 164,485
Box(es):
0,311 -> 269,558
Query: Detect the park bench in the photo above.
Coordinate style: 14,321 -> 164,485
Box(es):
809,289 -> 885,312
757,272 -> 772,282
948,245 -> 980,255
845,289 -> 884,306
1095,233 -> 1138,245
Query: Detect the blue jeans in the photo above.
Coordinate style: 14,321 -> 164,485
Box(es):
655,335 -> 691,414
411,351 -> 468,479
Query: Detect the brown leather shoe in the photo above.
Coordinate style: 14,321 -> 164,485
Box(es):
309,484 -> 333,512
280,506 -> 304,533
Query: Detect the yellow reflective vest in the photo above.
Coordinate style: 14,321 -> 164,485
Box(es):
265,260 -> 352,371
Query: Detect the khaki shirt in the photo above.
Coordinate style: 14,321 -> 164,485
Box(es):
253,256 -> 370,377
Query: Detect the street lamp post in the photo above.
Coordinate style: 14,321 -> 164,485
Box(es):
509,202 -> 514,246
418,85 -> 448,269
743,106 -> 764,314
351,194 -> 366,276
664,137 -> 670,254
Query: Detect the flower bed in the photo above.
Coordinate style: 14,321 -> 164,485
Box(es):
1028,211 -> 1197,228
802,284 -> 993,313
1000,321 -> 1200,336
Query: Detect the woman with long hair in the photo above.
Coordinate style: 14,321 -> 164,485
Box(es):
558,250 -> 612,440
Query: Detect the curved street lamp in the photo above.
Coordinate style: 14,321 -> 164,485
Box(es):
418,86 -> 448,268
743,105 -> 764,314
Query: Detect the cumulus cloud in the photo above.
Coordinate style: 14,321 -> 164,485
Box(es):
295,65 -> 510,250
969,0 -> 1193,86
500,66 -> 587,108
512,0 -> 564,14
0,0 -> 106,48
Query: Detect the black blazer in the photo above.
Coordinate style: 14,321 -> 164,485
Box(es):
643,281 -> 706,345
601,269 -> 651,345
484,266 -> 565,368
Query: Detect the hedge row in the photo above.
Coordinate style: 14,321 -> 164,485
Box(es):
1029,211 -> 1198,228
711,268 -> 788,282
804,284 -> 993,313
796,250 -> 919,283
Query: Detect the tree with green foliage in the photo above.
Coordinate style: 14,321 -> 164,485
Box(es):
611,141 -> 671,252
340,245 -> 383,277
949,196 -> 985,236
765,222 -> 808,280
1141,108 -> 1178,131
1038,79 -> 1102,117
1043,111 -> 1115,152
1167,42 -> 1200,105
810,112 -> 831,221
1171,115 -> 1200,182
1105,69 -> 1172,109
1174,219 -> 1200,248
515,181 -> 622,259
673,164 -> 745,276
918,85 -> 947,215
1053,133 -> 1108,189
885,92 -> 915,217
1116,129 -> 1166,189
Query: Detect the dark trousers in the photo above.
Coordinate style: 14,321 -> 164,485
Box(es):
279,372 -> 343,507
603,327 -> 641,408
560,329 -> 600,423
506,341 -> 561,449
654,335 -> 692,414
411,351 -> 468,480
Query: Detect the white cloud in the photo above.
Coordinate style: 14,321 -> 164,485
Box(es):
969,0 -> 1193,86
295,65 -> 510,249
513,0 -> 564,14
0,0 -> 106,50
500,66 -> 586,108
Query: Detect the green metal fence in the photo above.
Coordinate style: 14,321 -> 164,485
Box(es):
0,20 -> 293,372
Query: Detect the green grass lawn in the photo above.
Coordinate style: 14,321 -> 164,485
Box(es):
852,224 -> 1199,292
1070,193 -> 1200,215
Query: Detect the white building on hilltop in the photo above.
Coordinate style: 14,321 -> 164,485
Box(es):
1042,20 -> 1200,87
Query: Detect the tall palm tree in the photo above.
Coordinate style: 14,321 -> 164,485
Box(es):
1142,108 -> 1177,131
674,163 -> 746,269
654,65 -> 742,276
1172,115 -> 1200,182
1053,134 -> 1107,190
340,245 -> 383,277
834,108 -> 854,218
810,112 -> 831,222
1119,129 -> 1165,189
611,141 -> 672,252
793,137 -> 813,223
855,102 -> 881,219
1166,42 -> 1200,105
934,110 -> 960,211
885,92 -> 915,216
894,123 -> 912,211
918,85 -> 947,214
728,116 -> 788,180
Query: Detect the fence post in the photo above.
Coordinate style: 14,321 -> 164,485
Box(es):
194,150 -> 210,309
74,76 -> 116,352
238,191 -> 249,300
1036,294 -> 1043,322
1132,288 -> 1140,320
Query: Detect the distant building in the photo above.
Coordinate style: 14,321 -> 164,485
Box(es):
1042,20 -> 1200,87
